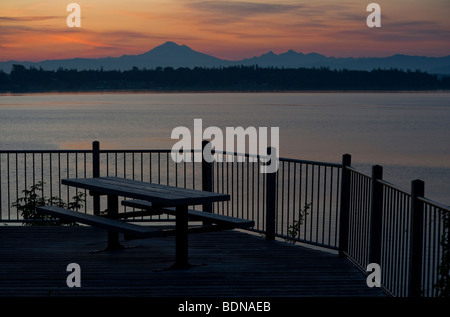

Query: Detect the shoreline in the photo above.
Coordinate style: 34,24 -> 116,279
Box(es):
2,89 -> 450,96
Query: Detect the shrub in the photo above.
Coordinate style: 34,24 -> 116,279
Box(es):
286,203 -> 311,244
12,181 -> 85,226
435,212 -> 450,297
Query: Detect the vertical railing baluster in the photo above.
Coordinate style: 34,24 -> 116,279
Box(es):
236,159 -> 239,217
251,159 -> 254,222
50,153 -> 53,203
201,141 -> 213,217
357,173 -> 362,263
150,152 -> 153,183
399,193 -> 407,296
0,153 -> 2,221
66,153 -> 69,204
435,207 -> 442,297
157,152 -> 161,184
409,179 -> 425,297
140,153 -> 144,182
382,186 -> 388,289
430,206 -> 436,297
92,141 -> 100,215
166,152 -> 169,185
257,159 -> 261,230
83,152 -> 87,213
246,158 -> 250,221
395,190 -> 401,294
292,162 -> 297,240
265,147 -> 277,241
335,167 -> 340,247
316,165 -> 320,243
281,161 -> 285,236
175,153 -> 178,187
388,186 -> 394,292
24,153 -> 27,199
322,166 -> 327,245
222,159 -> 225,214
310,164 -> 314,242
15,153 -> 18,218
304,164 -> 308,241
7,154 -> 10,219
339,154 -> 351,257
369,165 -> 383,266
328,166 -> 333,246
106,153 -> 109,177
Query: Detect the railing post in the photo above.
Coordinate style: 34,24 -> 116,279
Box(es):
265,146 -> 277,241
409,179 -> 425,297
92,141 -> 100,215
339,154 -> 351,257
202,140 -> 213,213
369,165 -> 383,265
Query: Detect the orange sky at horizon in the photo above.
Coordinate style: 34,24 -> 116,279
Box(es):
0,0 -> 449,62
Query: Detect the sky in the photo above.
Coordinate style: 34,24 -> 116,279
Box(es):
0,0 -> 449,62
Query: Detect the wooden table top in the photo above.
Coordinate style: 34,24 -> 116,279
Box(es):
62,177 -> 230,206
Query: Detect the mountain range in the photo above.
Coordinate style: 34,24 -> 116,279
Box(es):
1,41 -> 450,75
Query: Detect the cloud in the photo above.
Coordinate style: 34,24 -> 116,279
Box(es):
189,1 -> 304,16
186,0 -> 360,19
183,0 -> 360,34
0,16 -> 62,22
344,19 -> 449,39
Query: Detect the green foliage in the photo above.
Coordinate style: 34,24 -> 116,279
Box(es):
435,212 -> 450,297
1,64 -> 449,92
12,181 -> 85,226
286,203 -> 311,244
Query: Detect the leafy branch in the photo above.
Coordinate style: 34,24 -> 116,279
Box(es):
286,203 -> 311,244
12,181 -> 85,226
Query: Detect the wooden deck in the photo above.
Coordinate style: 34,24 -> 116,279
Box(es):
0,226 -> 386,297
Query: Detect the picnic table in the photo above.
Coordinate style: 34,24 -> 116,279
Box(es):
37,177 -> 249,269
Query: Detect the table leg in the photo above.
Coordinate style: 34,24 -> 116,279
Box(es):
173,205 -> 190,269
106,195 -> 123,250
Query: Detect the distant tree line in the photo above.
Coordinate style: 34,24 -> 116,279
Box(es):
0,64 -> 449,92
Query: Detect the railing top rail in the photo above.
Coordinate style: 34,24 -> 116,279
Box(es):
0,150 -> 92,154
278,157 -> 342,168
213,149 -> 342,167
0,149 -> 181,154
376,179 -> 411,196
418,196 -> 450,212
346,166 -> 371,178
1,148 -> 342,168
99,149 -> 173,154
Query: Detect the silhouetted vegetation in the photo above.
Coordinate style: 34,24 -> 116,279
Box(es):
0,64 -> 449,92
286,203 -> 311,245
435,212 -> 450,297
12,181 -> 84,226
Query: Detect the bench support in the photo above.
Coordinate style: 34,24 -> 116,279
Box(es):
121,200 -> 255,230
174,205 -> 190,269
107,195 -> 124,250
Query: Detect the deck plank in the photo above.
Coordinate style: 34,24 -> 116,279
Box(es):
0,226 -> 386,297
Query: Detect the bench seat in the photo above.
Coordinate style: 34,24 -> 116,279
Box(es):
36,206 -> 164,239
121,199 -> 254,229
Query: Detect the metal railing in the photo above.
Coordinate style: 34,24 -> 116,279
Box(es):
0,147 -> 203,222
1,141 -> 449,297
340,162 -> 449,297
419,197 -> 449,297
378,178 -> 412,297
0,150 -> 93,220
210,151 -> 342,249
346,166 -> 372,272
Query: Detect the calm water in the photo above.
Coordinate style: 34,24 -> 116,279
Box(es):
0,92 -> 449,204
